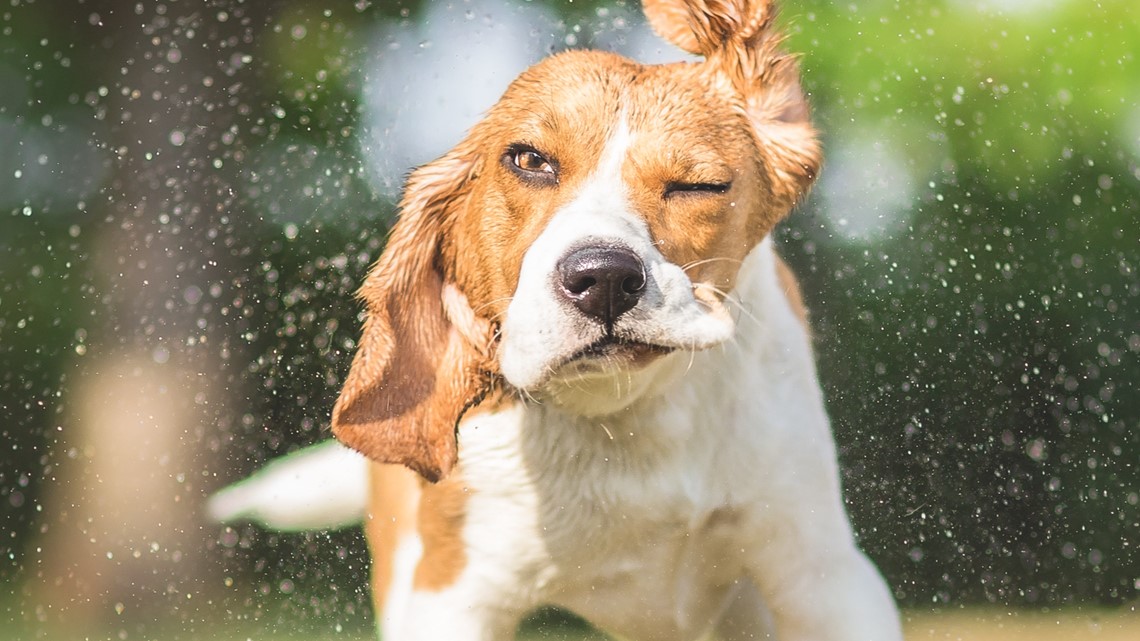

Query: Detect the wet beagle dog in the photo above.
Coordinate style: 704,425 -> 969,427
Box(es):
329,1 -> 902,639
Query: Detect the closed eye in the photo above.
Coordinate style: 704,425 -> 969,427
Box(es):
663,181 -> 732,198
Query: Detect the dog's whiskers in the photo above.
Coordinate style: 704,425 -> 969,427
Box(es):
701,284 -> 761,328
473,297 -> 514,316
520,386 -> 541,405
685,342 -> 697,374
681,256 -> 744,273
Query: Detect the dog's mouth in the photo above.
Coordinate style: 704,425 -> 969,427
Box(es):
560,336 -> 674,369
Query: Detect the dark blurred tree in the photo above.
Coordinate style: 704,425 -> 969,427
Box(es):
13,0 -> 283,634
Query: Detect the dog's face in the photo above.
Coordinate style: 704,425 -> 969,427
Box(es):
332,0 -> 821,481
455,54 -> 775,395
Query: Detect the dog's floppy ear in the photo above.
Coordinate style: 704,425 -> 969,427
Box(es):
331,147 -> 493,483
644,0 -> 821,203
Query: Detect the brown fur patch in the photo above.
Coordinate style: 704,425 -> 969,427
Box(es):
774,252 -> 809,329
331,148 -> 497,483
413,474 -> 471,591
623,63 -> 770,295
366,396 -> 511,609
365,462 -> 420,612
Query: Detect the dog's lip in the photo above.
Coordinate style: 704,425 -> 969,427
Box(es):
562,336 -> 674,366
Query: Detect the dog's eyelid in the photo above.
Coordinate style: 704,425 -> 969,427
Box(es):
663,180 -> 733,198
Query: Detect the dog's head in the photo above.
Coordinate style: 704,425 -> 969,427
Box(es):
332,0 -> 820,481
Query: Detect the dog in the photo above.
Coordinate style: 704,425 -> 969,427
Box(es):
211,1 -> 903,639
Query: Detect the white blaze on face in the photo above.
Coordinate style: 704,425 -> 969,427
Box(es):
498,116 -> 736,393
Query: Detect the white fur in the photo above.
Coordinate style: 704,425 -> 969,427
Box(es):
382,535 -> 424,640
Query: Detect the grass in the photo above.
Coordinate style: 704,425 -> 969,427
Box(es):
902,606 -> 1140,641
9,606 -> 1138,639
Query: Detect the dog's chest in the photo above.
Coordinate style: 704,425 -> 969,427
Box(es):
548,479 -> 752,639
460,400 -> 760,639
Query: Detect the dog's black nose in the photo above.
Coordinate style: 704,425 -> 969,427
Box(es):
557,245 -> 646,325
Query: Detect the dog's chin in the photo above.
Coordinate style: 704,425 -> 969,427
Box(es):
515,338 -> 679,414
522,337 -> 670,401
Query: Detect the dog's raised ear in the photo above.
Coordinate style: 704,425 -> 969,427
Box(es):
331,147 -> 493,483
644,0 -> 821,203
644,0 -> 776,56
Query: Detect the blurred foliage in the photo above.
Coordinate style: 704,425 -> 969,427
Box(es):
780,0 -> 1138,606
1,0 -> 1137,636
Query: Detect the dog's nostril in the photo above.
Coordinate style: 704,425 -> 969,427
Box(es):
556,245 -> 646,325
565,275 -> 597,296
621,273 -> 646,294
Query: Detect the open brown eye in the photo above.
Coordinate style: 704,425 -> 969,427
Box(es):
514,149 -> 553,173
503,144 -> 558,185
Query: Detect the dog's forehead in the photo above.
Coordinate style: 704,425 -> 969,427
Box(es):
488,50 -> 750,159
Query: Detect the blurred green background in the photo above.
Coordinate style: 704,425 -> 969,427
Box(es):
1,0 -> 1136,639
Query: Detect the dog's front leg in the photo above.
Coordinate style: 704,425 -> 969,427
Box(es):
365,464 -> 535,641
745,516 -> 903,641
